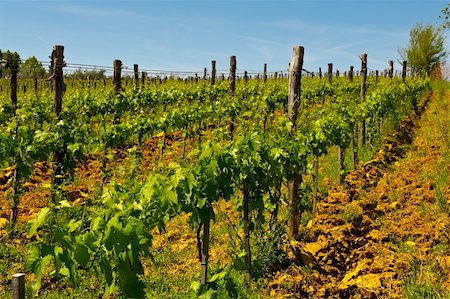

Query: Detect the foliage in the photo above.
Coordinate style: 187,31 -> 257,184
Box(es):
0,74 -> 431,297
399,23 -> 447,75
441,3 -> 450,29
66,68 -> 107,80
252,225 -> 290,278
0,50 -> 21,73
19,56 -> 47,79
189,253 -> 250,299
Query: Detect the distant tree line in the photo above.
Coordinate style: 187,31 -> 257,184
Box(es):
0,50 -> 106,80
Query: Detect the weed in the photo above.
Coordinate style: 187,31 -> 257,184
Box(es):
403,259 -> 449,299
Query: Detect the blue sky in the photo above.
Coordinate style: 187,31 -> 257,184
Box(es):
1,1 -> 449,75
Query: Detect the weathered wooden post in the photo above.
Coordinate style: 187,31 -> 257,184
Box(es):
359,54 -> 368,148
229,56 -> 236,92
10,65 -> 18,107
113,60 -> 122,95
244,71 -> 248,82
402,61 -> 407,81
113,60 -> 122,125
211,60 -> 216,85
349,66 -> 354,82
200,209 -> 211,285
50,45 -> 65,198
388,60 -> 394,79
263,63 -> 267,83
0,50 -> 3,79
319,67 -> 322,79
203,67 -> 207,80
328,63 -> 333,83
336,70 -> 340,78
141,71 -> 146,86
228,56 -> 236,140
52,45 -> 64,117
287,46 -> 304,237
376,70 -> 379,82
274,71 -> 278,80
134,64 -> 139,86
12,273 -> 25,299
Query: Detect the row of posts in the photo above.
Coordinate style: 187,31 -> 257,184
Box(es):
2,60 -> 412,101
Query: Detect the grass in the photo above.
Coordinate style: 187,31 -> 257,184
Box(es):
403,259 -> 449,299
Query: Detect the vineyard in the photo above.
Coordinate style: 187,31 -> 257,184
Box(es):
0,45 -> 449,298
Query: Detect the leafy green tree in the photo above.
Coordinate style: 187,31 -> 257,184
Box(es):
399,23 -> 446,75
20,56 -> 46,79
67,68 -> 106,80
0,50 -> 21,76
441,4 -> 450,29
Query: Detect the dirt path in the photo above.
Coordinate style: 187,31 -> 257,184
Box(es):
269,90 -> 450,298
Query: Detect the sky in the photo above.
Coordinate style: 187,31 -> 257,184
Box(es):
0,0 -> 449,76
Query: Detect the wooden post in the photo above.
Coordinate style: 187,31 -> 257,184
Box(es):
113,60 -> 122,96
359,53 -> 367,147
51,45 -> 65,194
211,60 -> 216,85
388,60 -> 394,79
349,66 -> 354,82
52,45 -> 64,117
141,71 -> 146,86
134,64 -> 139,86
287,46 -> 304,237
402,61 -> 407,81
376,70 -> 379,82
12,273 -> 25,299
228,56 -> 236,139
274,71 -> 278,80
0,51 -> 3,78
203,67 -> 207,80
319,67 -> 322,79
244,71 -> 248,82
200,208 -> 211,285
336,70 -> 340,78
243,188 -> 252,272
328,63 -> 333,83
10,67 -> 18,107
229,56 -> 236,93
263,63 -> 267,83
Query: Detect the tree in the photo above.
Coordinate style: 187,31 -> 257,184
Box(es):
399,23 -> 446,75
20,56 -> 46,79
66,68 -> 106,80
441,4 -> 450,29
0,50 -> 21,77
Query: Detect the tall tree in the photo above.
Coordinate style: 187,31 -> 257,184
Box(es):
441,4 -> 450,29
20,56 -> 46,79
0,50 -> 21,76
399,23 -> 446,75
